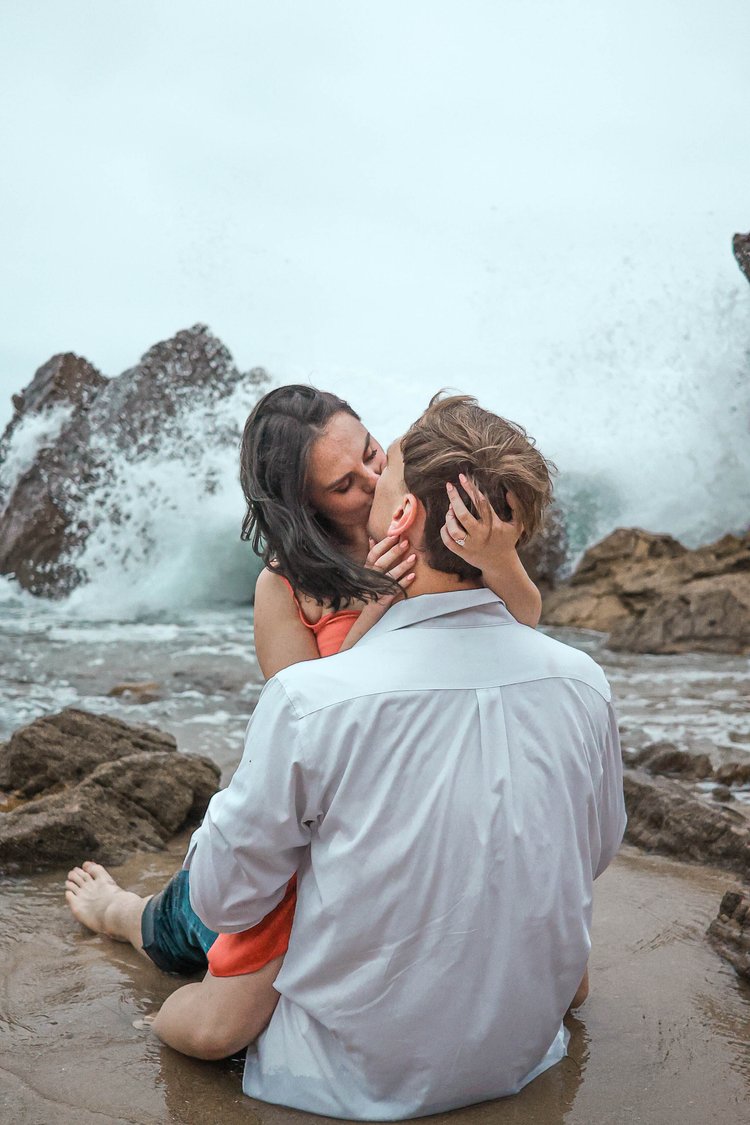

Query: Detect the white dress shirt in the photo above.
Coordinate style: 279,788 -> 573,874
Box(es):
185,589 -> 626,1120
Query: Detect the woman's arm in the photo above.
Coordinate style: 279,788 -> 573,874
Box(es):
253,567 -> 320,679
338,536 -> 416,650
149,955 -> 283,1059
441,476 -> 542,628
478,548 -> 542,628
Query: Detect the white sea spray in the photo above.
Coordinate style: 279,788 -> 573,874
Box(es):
59,380 -> 265,620
0,403 -> 73,494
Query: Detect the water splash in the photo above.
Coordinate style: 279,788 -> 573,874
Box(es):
57,380 -> 265,619
0,403 -> 73,496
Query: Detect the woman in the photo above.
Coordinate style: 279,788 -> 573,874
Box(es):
64,385 -> 544,1058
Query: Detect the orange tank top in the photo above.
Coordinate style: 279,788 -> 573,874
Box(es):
279,576 -> 361,656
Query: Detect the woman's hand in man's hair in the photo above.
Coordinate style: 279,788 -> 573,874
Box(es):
441,474 -> 524,570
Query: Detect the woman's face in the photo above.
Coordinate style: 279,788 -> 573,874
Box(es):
307,411 -> 385,534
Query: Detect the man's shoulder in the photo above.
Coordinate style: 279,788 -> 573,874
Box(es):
272,646 -> 377,719
272,617 -> 610,720
516,626 -> 611,702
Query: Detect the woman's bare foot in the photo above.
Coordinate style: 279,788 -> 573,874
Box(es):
65,861 -> 151,952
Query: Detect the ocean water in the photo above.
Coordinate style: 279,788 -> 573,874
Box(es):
1,575 -> 748,787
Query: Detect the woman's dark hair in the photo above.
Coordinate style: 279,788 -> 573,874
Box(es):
240,385 -> 398,610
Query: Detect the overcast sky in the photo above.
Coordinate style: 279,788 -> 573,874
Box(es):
1,1 -> 749,452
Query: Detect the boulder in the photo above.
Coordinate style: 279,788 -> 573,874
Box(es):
627,742 -> 713,780
542,527 -> 750,654
0,326 -> 268,597
716,761 -> 750,787
0,709 -> 177,797
0,709 -> 220,871
707,887 -> 750,980
622,767 -> 750,875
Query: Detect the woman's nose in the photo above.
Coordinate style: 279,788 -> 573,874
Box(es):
362,466 -> 380,492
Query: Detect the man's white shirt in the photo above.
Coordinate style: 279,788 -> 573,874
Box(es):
185,589 -> 626,1120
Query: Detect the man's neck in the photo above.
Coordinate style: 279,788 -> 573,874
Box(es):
404,559 -> 483,599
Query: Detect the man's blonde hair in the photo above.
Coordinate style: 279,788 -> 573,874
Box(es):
401,393 -> 555,580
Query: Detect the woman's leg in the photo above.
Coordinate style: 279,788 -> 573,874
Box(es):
149,955 -> 284,1060
65,861 -> 217,975
65,861 -> 151,955
569,966 -> 589,1009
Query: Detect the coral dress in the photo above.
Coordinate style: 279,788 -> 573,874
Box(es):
207,583 -> 360,977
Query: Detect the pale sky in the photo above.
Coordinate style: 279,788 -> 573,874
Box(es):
1,0 -> 749,525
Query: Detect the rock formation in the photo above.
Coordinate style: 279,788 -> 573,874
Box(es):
519,506 -> 568,592
622,767 -> 750,874
542,527 -> 750,654
707,887 -> 750,981
0,709 -> 220,871
614,723 -> 750,871
0,326 -> 267,597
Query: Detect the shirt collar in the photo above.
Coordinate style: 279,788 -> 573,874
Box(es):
357,587 -> 509,646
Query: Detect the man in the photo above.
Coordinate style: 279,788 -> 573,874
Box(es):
185,394 -> 626,1119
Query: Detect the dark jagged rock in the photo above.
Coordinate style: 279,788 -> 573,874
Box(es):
0,354 -> 108,594
542,527 -> 750,654
519,505 -> 568,591
7,351 -> 106,421
707,886 -> 750,980
732,231 -> 750,287
0,326 -> 268,597
628,742 -> 713,780
0,709 -> 220,871
622,768 -> 750,875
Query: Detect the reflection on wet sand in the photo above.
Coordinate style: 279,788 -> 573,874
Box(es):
1,839 -> 749,1124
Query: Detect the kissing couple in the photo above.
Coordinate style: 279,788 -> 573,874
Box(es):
67,387 -> 625,1120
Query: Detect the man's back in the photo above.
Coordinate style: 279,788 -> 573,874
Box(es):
188,590 -> 625,1120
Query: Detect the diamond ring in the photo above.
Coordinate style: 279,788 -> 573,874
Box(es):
455,536 -> 467,547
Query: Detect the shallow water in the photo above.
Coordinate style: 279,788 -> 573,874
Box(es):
1,607 -> 749,1122
1,602 -> 264,781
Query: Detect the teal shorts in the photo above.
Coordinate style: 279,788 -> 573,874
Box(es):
140,870 -> 217,976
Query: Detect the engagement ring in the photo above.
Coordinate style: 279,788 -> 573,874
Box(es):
455,536 -> 467,546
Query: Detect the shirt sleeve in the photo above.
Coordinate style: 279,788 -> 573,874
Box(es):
183,676 -> 319,933
593,699 -> 627,879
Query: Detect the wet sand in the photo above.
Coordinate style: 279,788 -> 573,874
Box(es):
1,840 -> 748,1125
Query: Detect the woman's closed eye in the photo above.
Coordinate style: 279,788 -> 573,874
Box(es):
332,450 -> 378,492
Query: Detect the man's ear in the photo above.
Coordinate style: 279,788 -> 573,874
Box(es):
387,493 -> 419,538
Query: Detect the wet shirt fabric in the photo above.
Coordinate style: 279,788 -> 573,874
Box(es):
185,589 -> 626,1120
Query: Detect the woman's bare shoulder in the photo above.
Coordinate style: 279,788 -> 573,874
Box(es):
256,565 -> 330,624
255,566 -> 295,610
253,567 -> 320,677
